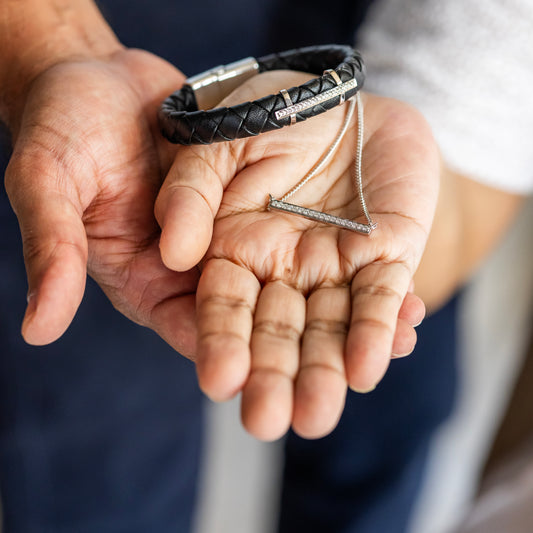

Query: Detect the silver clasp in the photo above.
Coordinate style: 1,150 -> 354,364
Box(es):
186,57 -> 260,111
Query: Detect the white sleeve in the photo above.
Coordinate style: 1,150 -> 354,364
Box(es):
358,0 -> 533,194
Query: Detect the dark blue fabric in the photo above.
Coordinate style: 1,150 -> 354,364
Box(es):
279,296 -> 459,533
0,1 -> 459,532
98,0 -> 275,74
0,161 -> 203,532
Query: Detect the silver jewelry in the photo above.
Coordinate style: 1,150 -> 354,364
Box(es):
274,78 -> 357,122
267,91 -> 376,235
279,89 -> 297,126
268,196 -> 374,234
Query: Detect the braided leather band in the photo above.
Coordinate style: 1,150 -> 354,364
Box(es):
159,45 -> 365,145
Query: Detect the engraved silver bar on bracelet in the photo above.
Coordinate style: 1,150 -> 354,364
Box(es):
279,89 -> 296,125
267,195 -> 376,235
274,78 -> 357,122
323,69 -> 345,104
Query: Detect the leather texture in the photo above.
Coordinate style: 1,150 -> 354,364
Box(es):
159,45 -> 365,145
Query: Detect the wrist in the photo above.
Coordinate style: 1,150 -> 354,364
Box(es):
0,0 -> 122,130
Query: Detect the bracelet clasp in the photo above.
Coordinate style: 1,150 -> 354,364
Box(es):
186,57 -> 260,110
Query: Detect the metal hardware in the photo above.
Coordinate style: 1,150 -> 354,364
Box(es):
324,69 -> 345,104
274,78 -> 357,122
186,57 -> 260,110
268,196 -> 376,235
280,89 -> 297,125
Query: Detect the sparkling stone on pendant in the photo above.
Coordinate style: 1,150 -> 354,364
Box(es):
267,195 -> 376,235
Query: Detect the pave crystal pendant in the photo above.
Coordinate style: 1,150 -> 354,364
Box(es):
268,196 -> 376,235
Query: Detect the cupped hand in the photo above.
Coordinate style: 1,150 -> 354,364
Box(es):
4,49 -> 199,356
156,71 -> 439,440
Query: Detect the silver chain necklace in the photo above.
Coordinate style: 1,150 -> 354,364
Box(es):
267,91 -> 376,235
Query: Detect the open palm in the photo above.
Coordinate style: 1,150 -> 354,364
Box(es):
157,72 -> 439,440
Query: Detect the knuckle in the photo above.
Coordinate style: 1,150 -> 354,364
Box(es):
200,294 -> 253,313
352,283 -> 402,302
254,319 -> 301,342
306,318 -> 348,337
351,316 -> 395,337
24,238 -> 86,265
198,329 -> 246,344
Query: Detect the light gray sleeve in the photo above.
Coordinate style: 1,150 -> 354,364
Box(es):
358,0 -> 533,193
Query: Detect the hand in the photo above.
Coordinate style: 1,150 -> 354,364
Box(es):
4,49 -> 199,356
156,72 -> 439,440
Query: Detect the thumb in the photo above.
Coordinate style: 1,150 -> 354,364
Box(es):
5,157 -> 88,345
155,142 -> 241,272
154,70 -> 318,273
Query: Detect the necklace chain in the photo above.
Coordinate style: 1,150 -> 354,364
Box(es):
273,92 -> 375,232
281,94 -> 355,202
353,92 -> 374,226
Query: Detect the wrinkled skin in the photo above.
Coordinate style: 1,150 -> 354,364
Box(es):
5,55 -> 439,440
5,50 -> 200,355
156,71 -> 439,440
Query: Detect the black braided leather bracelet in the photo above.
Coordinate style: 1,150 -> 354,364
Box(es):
158,44 -> 365,145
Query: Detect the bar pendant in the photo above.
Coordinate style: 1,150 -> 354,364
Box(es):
267,195 -> 376,235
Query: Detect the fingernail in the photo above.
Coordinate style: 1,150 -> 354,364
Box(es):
350,384 -> 376,394
391,351 -> 412,359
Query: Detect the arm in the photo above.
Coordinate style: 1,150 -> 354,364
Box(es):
358,0 -> 533,312
1,1 -> 199,354
0,0 -> 121,131
416,169 -> 523,313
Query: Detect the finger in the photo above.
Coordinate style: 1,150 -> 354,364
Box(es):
155,145 -> 240,272
391,318 -> 417,358
196,258 -> 260,402
242,281 -> 306,441
398,290 -> 425,327
148,291 -> 198,357
292,286 -> 350,439
346,262 -> 412,392
5,161 -> 87,345
99,248 -> 200,359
